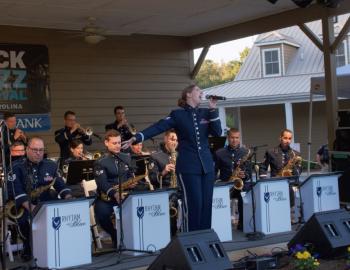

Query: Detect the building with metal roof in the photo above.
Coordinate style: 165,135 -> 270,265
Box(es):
203,14 -> 350,159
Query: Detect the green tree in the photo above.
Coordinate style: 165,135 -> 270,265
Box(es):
195,47 -> 250,89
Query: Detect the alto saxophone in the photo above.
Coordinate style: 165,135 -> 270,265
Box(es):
170,149 -> 177,188
229,149 -> 251,191
100,174 -> 145,202
169,149 -> 178,218
6,178 -> 56,220
278,152 -> 302,177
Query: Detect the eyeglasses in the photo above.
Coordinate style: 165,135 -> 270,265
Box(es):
28,147 -> 45,153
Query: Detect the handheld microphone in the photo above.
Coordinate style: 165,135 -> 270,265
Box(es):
205,95 -> 227,101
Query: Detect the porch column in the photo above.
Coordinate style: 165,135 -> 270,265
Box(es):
284,102 -> 294,144
218,106 -> 226,136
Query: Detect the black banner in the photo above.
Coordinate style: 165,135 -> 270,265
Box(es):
0,44 -> 50,114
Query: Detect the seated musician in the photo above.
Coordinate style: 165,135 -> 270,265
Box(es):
129,142 -> 153,191
148,130 -> 179,236
148,130 -> 178,189
105,105 -> 134,142
10,141 -> 26,162
7,137 -> 72,261
63,139 -> 88,197
215,128 -> 251,231
64,139 -> 86,163
259,129 -> 302,215
93,130 -> 135,247
54,110 -> 92,164
259,129 -> 302,178
4,112 -> 27,167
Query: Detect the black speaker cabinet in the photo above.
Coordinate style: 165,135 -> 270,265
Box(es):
147,229 -> 232,270
288,209 -> 350,257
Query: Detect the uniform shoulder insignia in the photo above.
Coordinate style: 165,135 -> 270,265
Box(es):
95,169 -> 104,176
148,162 -> 155,170
8,173 -> 16,181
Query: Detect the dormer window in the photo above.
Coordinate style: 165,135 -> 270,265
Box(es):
335,40 -> 348,68
262,48 -> 281,77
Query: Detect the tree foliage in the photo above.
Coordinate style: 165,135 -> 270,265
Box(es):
195,47 -> 250,89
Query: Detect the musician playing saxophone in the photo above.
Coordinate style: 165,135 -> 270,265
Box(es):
148,130 -> 178,189
259,129 -> 302,212
148,130 -> 179,235
215,128 -> 251,231
93,129 -> 135,247
7,137 -> 72,261
259,129 -> 302,179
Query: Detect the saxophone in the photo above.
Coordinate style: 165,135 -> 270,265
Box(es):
6,178 -> 56,220
278,153 -> 302,177
169,149 -> 178,218
100,174 -> 145,202
170,149 -> 177,188
229,149 -> 251,191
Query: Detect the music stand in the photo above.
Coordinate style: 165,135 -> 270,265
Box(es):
132,155 -> 151,191
66,160 -> 95,185
208,137 -> 226,155
114,156 -> 153,266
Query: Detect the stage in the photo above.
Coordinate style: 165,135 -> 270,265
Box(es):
6,227 -> 296,270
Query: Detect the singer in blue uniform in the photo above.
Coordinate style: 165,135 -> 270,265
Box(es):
123,84 -> 222,231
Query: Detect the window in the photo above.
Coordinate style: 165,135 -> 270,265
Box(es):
335,40 -> 348,68
262,48 -> 281,77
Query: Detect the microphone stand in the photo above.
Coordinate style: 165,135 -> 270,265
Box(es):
0,122 -> 8,270
0,122 -> 27,270
113,154 -> 152,265
245,146 -> 264,241
24,162 -> 38,269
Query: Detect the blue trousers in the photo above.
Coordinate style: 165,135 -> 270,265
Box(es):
94,199 -> 117,246
178,172 -> 214,231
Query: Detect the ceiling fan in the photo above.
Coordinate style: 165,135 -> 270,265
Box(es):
68,17 -> 107,44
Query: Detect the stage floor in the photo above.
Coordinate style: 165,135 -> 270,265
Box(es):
5,227 -> 296,270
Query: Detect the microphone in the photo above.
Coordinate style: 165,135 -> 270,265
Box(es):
205,95 -> 226,101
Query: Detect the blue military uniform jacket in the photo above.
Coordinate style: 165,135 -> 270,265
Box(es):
135,105 -> 222,174
8,158 -> 71,207
105,121 -> 133,142
215,145 -> 252,182
93,152 -> 134,201
259,145 -> 302,178
148,143 -> 174,188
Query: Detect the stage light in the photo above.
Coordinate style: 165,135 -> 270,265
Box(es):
291,0 -> 314,7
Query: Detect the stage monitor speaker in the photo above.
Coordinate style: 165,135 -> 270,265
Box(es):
288,209 -> 350,257
147,229 -> 232,270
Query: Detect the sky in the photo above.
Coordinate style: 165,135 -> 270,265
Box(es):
194,35 -> 257,63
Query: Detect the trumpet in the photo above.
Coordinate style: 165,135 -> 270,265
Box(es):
77,125 -> 102,140
77,125 -> 93,136
81,151 -> 102,160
